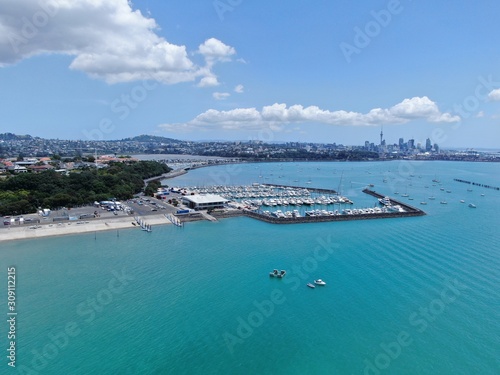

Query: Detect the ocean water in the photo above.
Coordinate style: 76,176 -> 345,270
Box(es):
1,160 -> 499,375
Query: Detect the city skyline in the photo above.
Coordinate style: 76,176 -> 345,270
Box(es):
1,1 -> 500,149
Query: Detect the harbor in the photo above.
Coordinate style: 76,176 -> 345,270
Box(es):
165,183 -> 426,225
233,188 -> 425,224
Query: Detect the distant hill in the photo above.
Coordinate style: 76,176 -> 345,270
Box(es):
121,135 -> 184,144
0,133 -> 33,141
0,133 -> 185,144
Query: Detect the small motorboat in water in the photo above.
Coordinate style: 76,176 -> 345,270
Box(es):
270,269 -> 286,278
269,269 -> 279,277
307,283 -> 315,289
314,279 -> 326,286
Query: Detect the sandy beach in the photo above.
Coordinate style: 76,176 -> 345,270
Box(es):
0,214 -> 172,242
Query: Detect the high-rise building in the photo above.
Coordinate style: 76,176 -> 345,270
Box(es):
425,138 -> 432,151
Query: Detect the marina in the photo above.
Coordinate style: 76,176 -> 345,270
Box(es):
167,183 -> 425,225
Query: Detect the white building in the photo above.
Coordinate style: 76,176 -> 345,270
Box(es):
181,194 -> 228,210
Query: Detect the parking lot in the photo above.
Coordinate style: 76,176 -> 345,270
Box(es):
1,193 -> 188,229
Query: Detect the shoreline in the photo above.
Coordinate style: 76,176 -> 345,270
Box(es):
144,168 -> 188,183
2,159 -> 494,243
0,214 -> 172,243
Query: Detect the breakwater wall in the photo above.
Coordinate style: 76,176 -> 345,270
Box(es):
453,179 -> 500,191
361,189 -> 425,213
241,209 -> 424,224
210,210 -> 244,219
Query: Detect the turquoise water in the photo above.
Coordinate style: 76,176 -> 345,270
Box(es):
1,161 -> 499,374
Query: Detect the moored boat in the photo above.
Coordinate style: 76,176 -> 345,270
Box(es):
378,196 -> 391,206
307,283 -> 315,289
314,279 -> 326,286
269,269 -> 279,277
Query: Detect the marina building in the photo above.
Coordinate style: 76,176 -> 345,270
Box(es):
181,194 -> 228,211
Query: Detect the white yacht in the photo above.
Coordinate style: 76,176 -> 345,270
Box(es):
378,196 -> 391,206
314,279 -> 326,286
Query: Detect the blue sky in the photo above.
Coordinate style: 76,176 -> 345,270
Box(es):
1,0 -> 500,148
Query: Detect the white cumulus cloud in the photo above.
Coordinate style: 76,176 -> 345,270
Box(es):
158,96 -> 460,134
198,38 -> 236,63
234,84 -> 244,93
198,75 -> 219,88
488,89 -> 500,101
0,0 -> 236,85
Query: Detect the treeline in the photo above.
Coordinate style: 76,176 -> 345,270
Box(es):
0,161 -> 171,216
